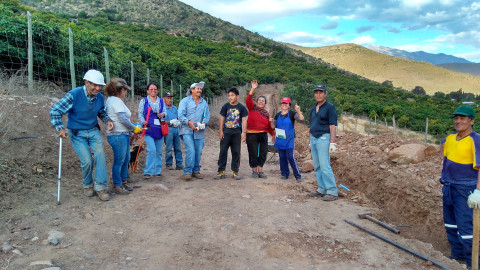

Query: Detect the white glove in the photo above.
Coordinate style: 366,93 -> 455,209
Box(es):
329,143 -> 337,154
170,119 -> 180,127
468,189 -> 480,209
197,123 -> 206,130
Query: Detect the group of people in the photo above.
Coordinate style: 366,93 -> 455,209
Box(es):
50,69 -> 480,267
49,69 -> 340,203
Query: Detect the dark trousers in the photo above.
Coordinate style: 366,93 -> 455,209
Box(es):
217,132 -> 241,172
246,132 -> 268,168
443,183 -> 477,266
278,148 -> 301,179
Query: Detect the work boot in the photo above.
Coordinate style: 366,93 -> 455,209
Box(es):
214,171 -> 226,179
166,165 -> 174,170
183,174 -> 192,180
232,171 -> 241,180
251,172 -> 259,178
112,185 -> 130,195
258,172 -> 267,178
322,194 -> 338,201
122,181 -> 134,191
144,174 -> 152,179
84,187 -> 95,197
295,177 -> 303,183
192,172 -> 204,179
309,191 -> 324,197
175,165 -> 184,170
97,190 -> 110,201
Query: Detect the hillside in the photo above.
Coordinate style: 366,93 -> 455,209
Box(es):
288,43 -> 480,94
438,62 -> 480,77
20,0 -> 266,43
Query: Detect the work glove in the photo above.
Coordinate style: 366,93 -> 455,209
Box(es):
468,189 -> 480,209
133,126 -> 142,134
170,119 -> 180,128
329,143 -> 337,154
197,123 -> 206,130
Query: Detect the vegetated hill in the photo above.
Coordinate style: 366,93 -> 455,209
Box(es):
288,43 -> 480,94
368,45 -> 472,65
437,63 -> 480,77
20,0 -> 265,43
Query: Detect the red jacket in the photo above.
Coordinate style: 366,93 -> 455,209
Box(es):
246,94 -> 275,137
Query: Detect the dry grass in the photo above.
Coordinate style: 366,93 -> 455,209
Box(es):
289,43 -> 480,95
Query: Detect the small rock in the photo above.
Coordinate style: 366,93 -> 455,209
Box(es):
152,184 -> 169,191
30,260 -> 54,266
379,164 -> 387,169
85,253 -> 94,260
83,212 -> 94,219
424,186 -> 431,193
126,257 -> 133,262
41,267 -> 62,270
300,160 -> 314,173
12,249 -> 23,256
242,194 -> 251,199
221,224 -> 234,230
2,242 -> 13,253
31,236 -> 39,242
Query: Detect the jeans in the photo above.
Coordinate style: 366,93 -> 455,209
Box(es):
310,134 -> 338,196
181,134 -> 204,175
246,132 -> 268,168
218,132 -> 241,172
164,127 -> 183,167
68,127 -> 108,191
107,134 -> 130,187
278,148 -> 301,179
144,135 -> 163,176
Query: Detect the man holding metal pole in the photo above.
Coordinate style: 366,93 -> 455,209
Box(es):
440,105 -> 480,268
50,69 -> 114,202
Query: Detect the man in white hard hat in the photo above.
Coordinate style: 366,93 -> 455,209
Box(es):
50,69 -> 114,201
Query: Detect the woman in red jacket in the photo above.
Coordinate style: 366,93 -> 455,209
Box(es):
245,80 -> 275,178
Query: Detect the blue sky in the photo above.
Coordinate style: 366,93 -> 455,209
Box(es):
178,0 -> 480,63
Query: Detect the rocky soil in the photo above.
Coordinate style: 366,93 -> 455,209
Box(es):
0,88 -> 464,270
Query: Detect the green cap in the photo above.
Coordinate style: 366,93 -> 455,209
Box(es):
453,105 -> 475,118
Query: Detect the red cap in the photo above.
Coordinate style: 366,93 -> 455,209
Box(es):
281,97 -> 291,104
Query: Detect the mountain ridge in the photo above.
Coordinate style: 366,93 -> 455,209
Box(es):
368,45 -> 473,65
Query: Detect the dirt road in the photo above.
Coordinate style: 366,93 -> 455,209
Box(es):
0,93 -> 463,270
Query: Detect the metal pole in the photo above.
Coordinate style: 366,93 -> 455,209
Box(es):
147,68 -> 150,85
27,11 -> 33,92
344,219 -> 451,270
130,61 -> 134,100
392,115 -> 396,134
103,47 -> 110,83
68,28 -> 75,89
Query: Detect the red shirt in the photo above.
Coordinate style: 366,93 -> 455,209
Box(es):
246,94 -> 275,137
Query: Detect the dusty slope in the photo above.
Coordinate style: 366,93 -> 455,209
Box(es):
288,43 -> 480,95
0,92 -> 463,270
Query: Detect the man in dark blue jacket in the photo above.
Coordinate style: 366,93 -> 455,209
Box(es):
50,69 -> 114,201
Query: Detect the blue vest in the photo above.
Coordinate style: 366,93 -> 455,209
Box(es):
67,86 -> 105,130
143,97 -> 164,139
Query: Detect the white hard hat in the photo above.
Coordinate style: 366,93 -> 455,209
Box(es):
190,81 -> 205,89
83,69 -> 106,86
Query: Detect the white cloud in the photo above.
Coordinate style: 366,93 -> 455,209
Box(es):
350,35 -> 376,45
429,31 -> 480,48
269,31 -> 342,47
265,25 -> 275,30
454,51 -> 480,62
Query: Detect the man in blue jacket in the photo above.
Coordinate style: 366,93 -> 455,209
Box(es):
50,69 -> 114,201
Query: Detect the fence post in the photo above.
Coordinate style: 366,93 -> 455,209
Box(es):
160,74 -> 163,97
27,11 -> 33,92
355,117 -> 358,133
130,61 -> 134,100
103,47 -> 110,83
392,115 -> 396,134
147,68 -> 150,85
68,28 -> 76,89
368,118 -> 371,135
425,118 -> 429,143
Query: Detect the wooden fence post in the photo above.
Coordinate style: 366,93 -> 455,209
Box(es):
103,47 -> 110,83
27,11 -> 33,92
146,68 -> 150,85
392,115 -> 396,134
130,61 -> 134,100
355,117 -> 358,133
425,118 -> 429,143
68,28 -> 75,89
